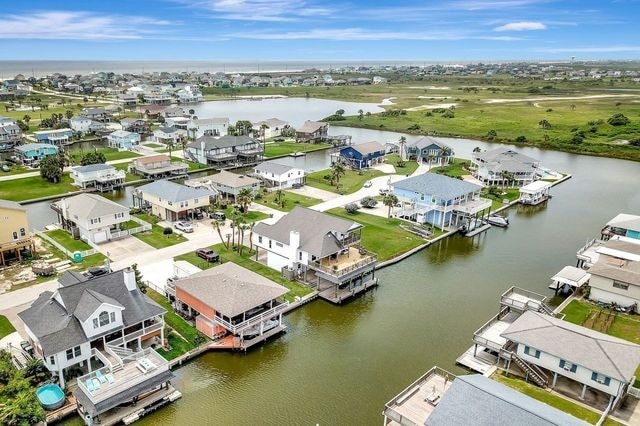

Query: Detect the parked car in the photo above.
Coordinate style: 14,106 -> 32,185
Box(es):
191,209 -> 204,220
291,183 -> 303,189
1,164 -> 10,172
175,221 -> 194,233
209,211 -> 226,221
363,181 -> 372,188
273,137 -> 285,142
379,188 -> 390,195
196,248 -> 220,263
86,267 -> 109,277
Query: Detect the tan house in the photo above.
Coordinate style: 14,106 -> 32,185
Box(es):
128,154 -> 188,180
0,199 -> 35,265
588,258 -> 640,309
134,180 -> 215,221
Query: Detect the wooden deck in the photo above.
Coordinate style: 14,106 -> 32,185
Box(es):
318,278 -> 378,304
91,384 -> 179,426
456,344 -> 499,374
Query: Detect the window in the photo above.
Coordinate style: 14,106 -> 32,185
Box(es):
523,346 -> 541,359
19,228 -> 26,237
66,349 -> 73,360
299,252 -> 302,261
74,346 -> 81,357
275,242 -> 283,248
93,318 -> 99,328
559,360 -> 577,373
591,372 -> 611,386
110,312 -> 116,322
613,281 -> 629,290
258,236 -> 263,243
49,356 -> 55,365
194,199 -> 199,203
12,231 -> 17,240
268,241 -> 272,249
98,311 -> 110,327
90,218 -> 101,224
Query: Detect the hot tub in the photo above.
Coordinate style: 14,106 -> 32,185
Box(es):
36,383 -> 65,411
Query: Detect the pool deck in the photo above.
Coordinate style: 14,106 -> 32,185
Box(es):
44,395 -> 77,424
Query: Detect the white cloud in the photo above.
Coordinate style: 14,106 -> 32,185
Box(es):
0,11 -> 170,40
494,21 -> 546,31
233,28 -> 523,41
536,46 -> 640,53
179,0 -> 333,21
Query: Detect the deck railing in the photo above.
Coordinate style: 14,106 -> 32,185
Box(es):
309,253 -> 377,277
214,303 -> 288,335
472,306 -> 511,352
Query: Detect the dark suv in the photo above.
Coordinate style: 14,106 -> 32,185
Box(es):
209,211 -> 226,221
196,248 -> 220,263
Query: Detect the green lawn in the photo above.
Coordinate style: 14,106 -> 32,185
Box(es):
0,315 -> 16,340
384,154 -> 420,175
264,141 -> 331,158
481,187 -> 521,210
256,190 -> 322,211
113,162 -> 142,182
142,143 -> 163,149
493,372 -> 621,425
327,208 -> 425,261
119,219 -> 142,230
306,168 -> 386,194
69,147 -> 141,163
0,164 -> 32,177
430,158 -> 472,178
145,289 -> 206,360
218,206 -> 271,223
175,243 -> 313,302
561,299 -> 640,344
0,173 -> 77,202
131,213 -> 188,248
44,229 -> 92,251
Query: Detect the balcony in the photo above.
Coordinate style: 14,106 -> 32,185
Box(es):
214,302 -> 289,335
104,320 -> 163,347
308,246 -> 377,278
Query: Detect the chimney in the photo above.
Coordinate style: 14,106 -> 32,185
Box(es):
200,139 -> 205,153
123,267 -> 137,291
289,230 -> 300,268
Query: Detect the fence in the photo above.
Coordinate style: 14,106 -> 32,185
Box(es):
37,231 -> 98,259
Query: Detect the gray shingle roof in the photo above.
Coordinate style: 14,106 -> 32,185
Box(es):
473,147 -> 538,173
14,143 -> 58,153
407,137 -> 451,151
18,270 -> 165,355
253,207 -> 361,257
188,135 -> 258,150
589,259 -> 640,286
392,173 -> 481,200
297,120 -> 327,133
425,375 -> 587,426
175,262 -> 288,318
72,163 -> 115,174
607,214 -> 640,233
137,179 -> 215,203
254,161 -> 296,176
350,141 -> 385,156
191,117 -> 229,126
501,310 -> 640,382
252,118 -> 288,128
206,170 -> 260,188
53,194 -> 128,221
74,289 -> 124,322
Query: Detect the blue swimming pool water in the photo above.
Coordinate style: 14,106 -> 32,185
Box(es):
36,384 -> 65,410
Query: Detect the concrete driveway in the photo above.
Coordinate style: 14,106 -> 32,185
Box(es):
98,236 -> 154,263
287,185 -> 340,202
311,174 -> 406,212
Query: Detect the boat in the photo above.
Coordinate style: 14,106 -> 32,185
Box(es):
487,214 -> 509,228
243,319 -> 280,339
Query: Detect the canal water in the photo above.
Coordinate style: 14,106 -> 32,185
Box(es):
37,98 -> 639,425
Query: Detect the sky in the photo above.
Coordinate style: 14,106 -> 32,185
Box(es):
0,0 -> 638,61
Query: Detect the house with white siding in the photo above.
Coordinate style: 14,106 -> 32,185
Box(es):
253,162 -> 306,189
588,257 -> 640,308
188,117 -> 229,139
471,147 -> 540,187
106,130 -> 140,150
70,164 -> 126,191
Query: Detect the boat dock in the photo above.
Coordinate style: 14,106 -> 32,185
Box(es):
317,278 -> 379,304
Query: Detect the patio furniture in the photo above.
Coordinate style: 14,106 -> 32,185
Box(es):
92,378 -> 101,390
95,370 -> 107,384
425,391 -> 440,405
85,379 -> 95,392
105,373 -> 115,384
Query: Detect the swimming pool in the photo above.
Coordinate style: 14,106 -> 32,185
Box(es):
36,383 -> 65,411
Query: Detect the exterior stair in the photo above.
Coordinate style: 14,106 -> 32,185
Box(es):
511,353 -> 548,388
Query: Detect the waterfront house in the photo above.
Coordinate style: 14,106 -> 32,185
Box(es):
175,87 -> 203,103
128,154 -> 189,180
18,269 -> 170,411
70,163 -> 126,191
501,310 -> 640,402
0,199 -> 34,265
116,93 -> 138,107
143,92 -> 172,105
471,148 -> 540,187
338,141 -> 386,170
587,258 -> 640,308
251,118 -> 289,139
185,135 -> 263,167
120,118 -> 149,134
188,117 -> 229,139
253,162 -> 306,189
153,127 -> 185,145
162,106 -> 186,118
52,194 -> 130,244
576,235 -> 640,269
383,368 -> 586,426
69,116 -> 93,135
253,207 -> 378,304
134,180 -> 215,221
80,107 -> 111,122
106,129 -> 141,150
296,120 -> 328,142
172,262 -> 289,349
0,116 -> 22,148
14,143 -> 58,165
519,180 -> 552,205
34,128 -> 74,146
392,173 -> 491,229
405,137 -> 454,165
602,214 -> 640,240
165,116 -> 190,130
185,170 -> 260,199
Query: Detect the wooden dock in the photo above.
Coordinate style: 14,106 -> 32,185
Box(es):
456,344 -> 498,374
318,278 -> 378,304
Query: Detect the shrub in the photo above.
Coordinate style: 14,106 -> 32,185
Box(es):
163,227 -> 173,235
546,108 -> 553,112
407,124 -> 421,131
515,136 -> 527,143
360,196 -> 378,208
487,129 -> 497,139
441,110 -> 455,119
424,111 -> 433,117
607,113 -> 630,126
344,203 -> 360,214
570,134 -> 584,144
629,138 -> 640,147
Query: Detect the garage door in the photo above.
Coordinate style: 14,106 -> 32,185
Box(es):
93,230 -> 108,244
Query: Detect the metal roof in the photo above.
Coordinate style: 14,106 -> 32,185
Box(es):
137,179 -> 215,203
392,173 -> 481,200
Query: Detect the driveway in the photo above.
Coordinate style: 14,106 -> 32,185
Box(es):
98,236 -> 154,264
311,174 -> 405,212
287,185 -> 340,202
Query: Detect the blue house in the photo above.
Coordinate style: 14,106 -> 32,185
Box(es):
391,173 -> 491,229
603,214 -> 640,240
405,137 -> 454,166
14,143 -> 59,165
338,141 -> 386,169
106,130 -> 141,150
33,128 -> 74,145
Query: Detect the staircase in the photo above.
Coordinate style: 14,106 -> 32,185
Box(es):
511,353 -> 549,388
537,302 -> 555,316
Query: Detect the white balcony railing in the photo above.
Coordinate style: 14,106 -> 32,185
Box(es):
215,303 -> 288,335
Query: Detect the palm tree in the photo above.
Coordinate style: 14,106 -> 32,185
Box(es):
538,119 -> 552,129
260,123 -> 269,154
358,109 -> 364,121
331,162 -> 346,190
472,146 -> 482,153
383,193 -> 399,218
22,114 -> 31,125
275,188 -> 285,208
213,220 -> 228,249
398,136 -> 407,160
236,188 -> 254,214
